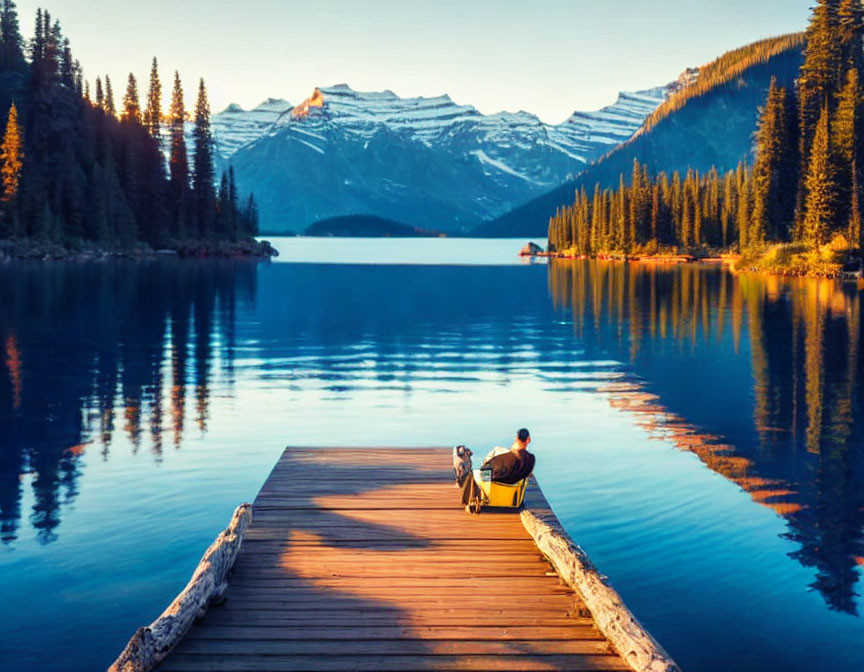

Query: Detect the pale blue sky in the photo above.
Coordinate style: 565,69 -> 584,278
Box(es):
19,0 -> 812,123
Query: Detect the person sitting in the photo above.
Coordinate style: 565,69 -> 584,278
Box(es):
482,428 -> 535,484
459,428 -> 535,509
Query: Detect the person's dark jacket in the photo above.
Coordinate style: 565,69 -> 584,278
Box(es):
486,449 -> 535,484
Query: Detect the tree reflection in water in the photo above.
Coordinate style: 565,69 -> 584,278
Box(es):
2,257 -> 863,619
549,260 -> 864,614
0,260 -> 257,545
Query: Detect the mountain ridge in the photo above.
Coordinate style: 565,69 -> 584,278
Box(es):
475,33 -> 806,237
214,84 -> 674,161
213,82 -> 674,233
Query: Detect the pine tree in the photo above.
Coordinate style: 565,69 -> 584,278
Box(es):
794,0 -> 842,244
0,0 -> 24,72
1,103 -> 23,203
657,172 -> 672,244
73,58 -> 83,96
691,174 -> 703,247
228,166 -> 238,236
838,0 -> 864,73
95,76 -> 104,110
144,57 -> 162,141
122,73 -> 141,124
799,0 -> 842,165
751,78 -> 788,247
243,194 -> 259,235
577,186 -> 590,254
30,8 -> 43,65
615,174 -> 627,252
832,67 -> 860,228
803,104 -> 837,247
29,8 -> 44,74
168,71 -> 189,238
592,189 -> 603,251
661,173 -> 674,245
634,161 -> 652,246
671,171 -> 683,241
737,163 -> 751,250
627,159 -> 641,250
104,74 -> 115,117
59,37 -> 73,87
681,174 -> 693,249
549,207 -> 559,251
721,170 -> 737,247
192,78 -> 216,238
45,17 -> 60,84
704,167 -> 720,244
650,180 -> 660,244
217,171 -> 230,237
782,83 -> 802,233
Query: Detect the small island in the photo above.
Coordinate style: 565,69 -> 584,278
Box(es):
305,214 -> 440,238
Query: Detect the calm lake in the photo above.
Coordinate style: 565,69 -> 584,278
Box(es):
1,237 -> 863,671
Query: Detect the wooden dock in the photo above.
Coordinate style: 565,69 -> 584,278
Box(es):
113,447 -> 677,672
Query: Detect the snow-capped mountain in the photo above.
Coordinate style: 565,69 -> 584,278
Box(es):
217,83 -> 673,233
549,88 -> 671,161
477,35 -> 802,238
212,97 -> 291,159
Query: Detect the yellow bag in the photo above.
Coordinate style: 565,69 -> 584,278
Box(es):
473,468 -> 529,509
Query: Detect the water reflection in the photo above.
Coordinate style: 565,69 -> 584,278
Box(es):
3,254 -> 864,672
1,261 -> 614,550
549,260 -> 864,614
0,261 -> 257,544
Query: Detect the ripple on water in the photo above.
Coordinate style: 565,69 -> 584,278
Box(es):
2,251 -> 864,672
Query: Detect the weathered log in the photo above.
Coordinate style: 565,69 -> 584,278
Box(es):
108,503 -> 253,672
522,491 -> 681,672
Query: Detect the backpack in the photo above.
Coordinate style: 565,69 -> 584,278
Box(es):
452,445 -> 473,485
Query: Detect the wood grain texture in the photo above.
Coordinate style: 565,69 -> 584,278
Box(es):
132,447 -> 669,672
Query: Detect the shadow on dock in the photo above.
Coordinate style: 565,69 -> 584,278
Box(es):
156,447 -> 626,671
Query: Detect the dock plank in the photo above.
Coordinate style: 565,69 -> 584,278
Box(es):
155,447 -> 630,671
160,654 -> 631,672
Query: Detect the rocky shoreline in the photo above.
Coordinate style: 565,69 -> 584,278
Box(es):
524,241 -> 864,281
0,238 -> 279,262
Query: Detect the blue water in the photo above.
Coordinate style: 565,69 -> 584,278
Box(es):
1,238 -> 863,671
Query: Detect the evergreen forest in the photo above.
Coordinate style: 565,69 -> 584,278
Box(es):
0,3 -> 263,257
549,0 -> 864,274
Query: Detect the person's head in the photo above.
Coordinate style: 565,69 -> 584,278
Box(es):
516,428 -> 531,449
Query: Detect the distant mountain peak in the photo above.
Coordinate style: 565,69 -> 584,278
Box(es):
292,88 -> 325,118
220,79 -> 674,235
255,97 -> 291,111
222,103 -> 245,114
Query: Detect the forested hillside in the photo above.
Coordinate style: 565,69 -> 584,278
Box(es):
477,34 -> 806,237
548,0 -> 864,276
0,2 -> 266,257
